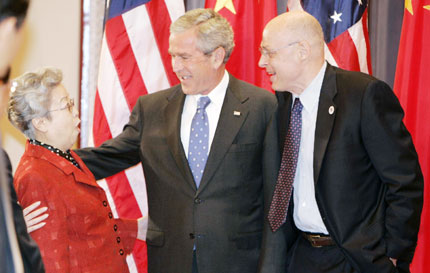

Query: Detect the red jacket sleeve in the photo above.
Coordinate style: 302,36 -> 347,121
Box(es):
15,172 -> 71,272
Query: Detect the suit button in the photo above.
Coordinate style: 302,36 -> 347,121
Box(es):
117,237 -> 121,243
119,249 -> 124,255
194,198 -> 201,204
113,224 -> 118,231
103,201 -> 108,207
108,212 -> 113,219
189,233 -> 195,239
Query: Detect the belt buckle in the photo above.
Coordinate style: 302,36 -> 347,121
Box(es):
309,234 -> 323,248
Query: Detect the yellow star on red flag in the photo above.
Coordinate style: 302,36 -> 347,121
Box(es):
424,5 -> 430,10
405,0 -> 413,15
214,0 -> 237,15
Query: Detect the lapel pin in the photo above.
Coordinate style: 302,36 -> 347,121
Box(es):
233,111 -> 241,116
328,106 -> 335,115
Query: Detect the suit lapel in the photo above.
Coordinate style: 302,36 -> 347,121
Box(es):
313,64 -> 337,185
163,86 -> 197,190
197,76 -> 249,193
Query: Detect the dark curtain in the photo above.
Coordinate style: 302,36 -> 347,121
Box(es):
369,0 -> 404,88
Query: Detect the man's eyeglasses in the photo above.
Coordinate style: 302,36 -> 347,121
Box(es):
259,41 -> 300,58
48,98 -> 75,113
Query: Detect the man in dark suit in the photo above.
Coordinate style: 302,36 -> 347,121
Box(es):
0,150 -> 45,273
76,8 -> 282,273
0,0 -> 45,272
259,11 -> 423,273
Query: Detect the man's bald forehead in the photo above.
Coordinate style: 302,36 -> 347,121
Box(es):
265,11 -> 324,44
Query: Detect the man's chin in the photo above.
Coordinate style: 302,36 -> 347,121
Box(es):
270,82 -> 279,91
271,82 -> 289,92
181,85 -> 194,95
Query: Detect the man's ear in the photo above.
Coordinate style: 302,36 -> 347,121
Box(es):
211,47 -> 226,69
297,40 -> 311,61
31,117 -> 48,133
0,17 -> 18,73
0,17 -> 18,40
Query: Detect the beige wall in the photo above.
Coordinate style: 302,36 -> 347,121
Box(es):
1,0 -> 81,172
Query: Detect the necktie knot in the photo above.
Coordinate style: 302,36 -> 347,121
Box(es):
292,98 -> 303,114
197,96 -> 211,110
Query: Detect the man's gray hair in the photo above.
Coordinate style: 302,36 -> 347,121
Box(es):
8,67 -> 62,139
170,8 -> 234,63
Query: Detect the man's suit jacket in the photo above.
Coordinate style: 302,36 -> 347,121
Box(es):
77,75 -> 284,273
14,142 -> 137,273
0,149 -> 45,273
276,64 -> 423,273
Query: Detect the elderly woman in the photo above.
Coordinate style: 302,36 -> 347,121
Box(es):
8,67 -> 147,273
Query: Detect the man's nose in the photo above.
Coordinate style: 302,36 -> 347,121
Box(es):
258,54 -> 268,68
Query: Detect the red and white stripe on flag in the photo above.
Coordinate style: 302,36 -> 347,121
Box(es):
90,1 -> 184,272
288,0 -> 372,74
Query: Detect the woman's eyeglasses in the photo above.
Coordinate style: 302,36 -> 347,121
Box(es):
48,98 -> 75,113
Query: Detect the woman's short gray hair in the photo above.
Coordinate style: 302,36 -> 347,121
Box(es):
170,8 -> 234,63
8,67 -> 63,139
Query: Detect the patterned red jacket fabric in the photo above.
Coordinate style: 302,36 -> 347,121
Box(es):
14,141 -> 137,273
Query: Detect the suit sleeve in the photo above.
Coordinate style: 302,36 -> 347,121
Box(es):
75,97 -> 144,179
361,80 -> 423,263
115,218 -> 137,255
15,172 -> 70,273
257,100 -> 288,273
2,150 -> 45,273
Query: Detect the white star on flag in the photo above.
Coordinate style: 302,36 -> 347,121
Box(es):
330,10 -> 342,24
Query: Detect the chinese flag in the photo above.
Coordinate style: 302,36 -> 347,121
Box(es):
393,1 -> 430,272
205,0 -> 277,91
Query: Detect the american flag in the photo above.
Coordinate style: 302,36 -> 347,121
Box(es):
91,0 -> 184,272
288,0 -> 372,74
